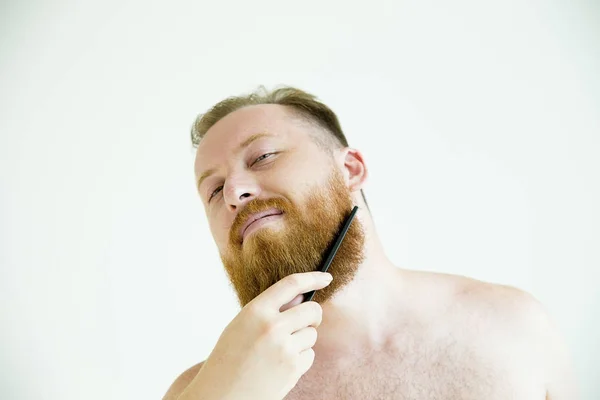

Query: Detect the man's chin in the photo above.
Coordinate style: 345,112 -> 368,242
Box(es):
241,221 -> 286,247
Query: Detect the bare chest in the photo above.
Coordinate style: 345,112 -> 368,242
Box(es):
285,336 -> 545,400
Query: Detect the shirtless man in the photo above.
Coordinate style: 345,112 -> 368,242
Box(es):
163,86 -> 577,400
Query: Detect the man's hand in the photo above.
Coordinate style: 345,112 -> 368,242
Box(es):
175,271 -> 333,400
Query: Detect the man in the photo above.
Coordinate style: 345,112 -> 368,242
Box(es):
163,86 -> 577,399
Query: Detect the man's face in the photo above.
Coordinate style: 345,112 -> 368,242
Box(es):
194,104 -> 365,307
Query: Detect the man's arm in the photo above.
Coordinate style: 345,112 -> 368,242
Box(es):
162,361 -> 205,400
509,289 -> 578,400
539,309 -> 578,400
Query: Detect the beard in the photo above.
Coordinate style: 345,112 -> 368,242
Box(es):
220,167 -> 366,308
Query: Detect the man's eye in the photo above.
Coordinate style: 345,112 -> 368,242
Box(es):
209,186 -> 223,201
208,153 -> 275,202
253,152 -> 275,165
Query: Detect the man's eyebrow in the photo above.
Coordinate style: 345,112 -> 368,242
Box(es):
196,132 -> 277,192
236,132 -> 277,152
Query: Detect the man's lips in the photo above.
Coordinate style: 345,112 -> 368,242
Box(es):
239,208 -> 284,241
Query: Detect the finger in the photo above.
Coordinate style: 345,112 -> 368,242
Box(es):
280,300 -> 323,333
259,272 -> 332,311
297,348 -> 316,375
290,326 -> 318,352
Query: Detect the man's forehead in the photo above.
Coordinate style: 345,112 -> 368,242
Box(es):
194,105 -> 302,176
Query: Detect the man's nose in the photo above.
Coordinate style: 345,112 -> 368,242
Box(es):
223,178 -> 260,211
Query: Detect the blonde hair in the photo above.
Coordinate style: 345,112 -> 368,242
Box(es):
190,85 -> 369,212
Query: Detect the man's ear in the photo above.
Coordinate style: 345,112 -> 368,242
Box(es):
339,147 -> 368,192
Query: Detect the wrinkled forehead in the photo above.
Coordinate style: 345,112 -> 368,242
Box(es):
193,104 -> 304,175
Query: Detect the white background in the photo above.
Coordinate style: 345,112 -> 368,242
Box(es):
1,1 -> 598,399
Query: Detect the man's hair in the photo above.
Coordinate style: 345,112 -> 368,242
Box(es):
190,85 -> 369,212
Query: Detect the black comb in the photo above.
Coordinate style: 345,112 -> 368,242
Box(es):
303,205 -> 359,302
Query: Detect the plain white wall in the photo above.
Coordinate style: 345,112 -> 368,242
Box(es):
1,1 -> 598,399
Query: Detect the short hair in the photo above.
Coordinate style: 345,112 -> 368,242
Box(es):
190,85 -> 369,212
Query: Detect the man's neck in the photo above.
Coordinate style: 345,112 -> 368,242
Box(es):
315,221 -> 404,357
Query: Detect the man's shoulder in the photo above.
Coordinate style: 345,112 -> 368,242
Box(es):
412,269 -> 547,328
455,274 -> 544,321
162,361 -> 205,400
404,270 -> 576,398
423,271 -> 576,398
447,272 -> 552,343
